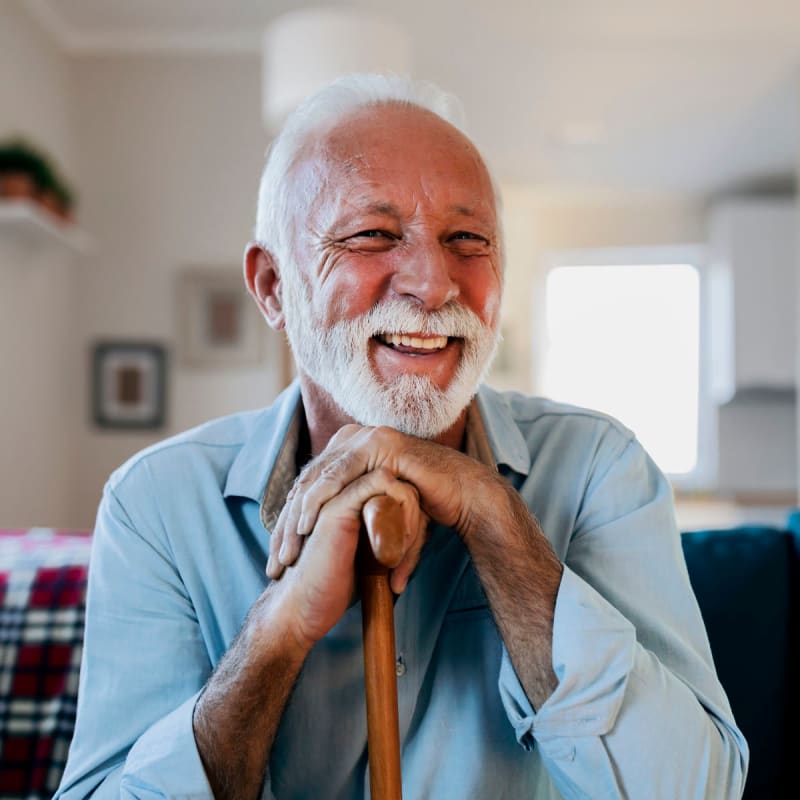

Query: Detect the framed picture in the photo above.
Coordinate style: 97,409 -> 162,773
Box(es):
92,342 -> 166,429
177,268 -> 269,368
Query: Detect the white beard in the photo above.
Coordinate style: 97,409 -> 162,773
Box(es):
282,273 -> 499,439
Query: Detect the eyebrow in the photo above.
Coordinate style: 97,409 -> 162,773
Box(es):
362,201 -> 401,217
327,199 -> 494,236
449,204 -> 482,218
353,201 -> 489,220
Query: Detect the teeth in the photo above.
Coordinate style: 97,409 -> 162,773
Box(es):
380,333 -> 448,350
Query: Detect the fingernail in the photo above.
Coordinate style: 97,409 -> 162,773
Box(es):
297,513 -> 311,536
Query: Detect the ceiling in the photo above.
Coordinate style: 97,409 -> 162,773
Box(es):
22,0 -> 800,196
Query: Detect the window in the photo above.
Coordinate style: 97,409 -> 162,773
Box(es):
542,251 -> 703,478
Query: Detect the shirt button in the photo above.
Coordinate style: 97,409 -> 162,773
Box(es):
395,656 -> 406,677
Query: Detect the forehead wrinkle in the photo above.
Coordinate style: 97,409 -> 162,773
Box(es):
320,195 -> 403,236
447,203 -> 495,225
304,116 -> 497,235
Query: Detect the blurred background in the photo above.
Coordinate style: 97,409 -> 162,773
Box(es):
1,0 -> 798,530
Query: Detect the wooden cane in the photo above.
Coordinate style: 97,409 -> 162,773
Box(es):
359,495 -> 405,800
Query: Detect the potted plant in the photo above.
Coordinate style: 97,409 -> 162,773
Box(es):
51,179 -> 76,223
0,138 -> 77,222
36,161 -> 75,222
0,140 -> 42,201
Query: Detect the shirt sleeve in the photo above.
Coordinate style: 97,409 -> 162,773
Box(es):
498,434 -> 749,799
54,483 -> 215,799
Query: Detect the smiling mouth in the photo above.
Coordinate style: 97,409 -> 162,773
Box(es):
376,333 -> 450,352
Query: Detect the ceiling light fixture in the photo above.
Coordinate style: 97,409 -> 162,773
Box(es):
262,7 -> 412,133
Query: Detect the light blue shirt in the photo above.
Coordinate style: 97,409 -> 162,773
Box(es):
57,382 -> 747,799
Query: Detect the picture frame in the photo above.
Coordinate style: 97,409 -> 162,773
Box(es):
92,342 -> 166,429
177,268 -> 267,368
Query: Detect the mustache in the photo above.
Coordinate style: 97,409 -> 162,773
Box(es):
337,298 -> 490,340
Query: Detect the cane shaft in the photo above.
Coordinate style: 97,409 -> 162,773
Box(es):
360,496 -> 404,800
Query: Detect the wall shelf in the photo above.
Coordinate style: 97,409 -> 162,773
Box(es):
0,199 -> 91,256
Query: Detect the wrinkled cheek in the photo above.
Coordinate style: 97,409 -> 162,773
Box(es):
475,289 -> 503,332
458,265 -> 503,330
336,289 -> 383,326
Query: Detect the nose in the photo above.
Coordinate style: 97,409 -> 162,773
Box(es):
390,240 -> 459,310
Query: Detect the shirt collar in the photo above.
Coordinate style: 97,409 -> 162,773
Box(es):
223,380 -> 303,504
475,384 -> 532,476
224,381 -> 532,530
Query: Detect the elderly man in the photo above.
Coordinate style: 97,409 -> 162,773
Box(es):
58,75 -> 747,799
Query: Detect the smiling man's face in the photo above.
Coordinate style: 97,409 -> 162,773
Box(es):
280,102 -> 503,440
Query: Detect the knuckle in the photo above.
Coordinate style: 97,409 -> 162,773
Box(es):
284,482 -> 298,501
332,423 -> 361,444
291,470 -> 311,493
403,480 -> 420,501
328,427 -> 348,446
319,457 -> 346,481
374,465 -> 394,482
372,425 -> 396,442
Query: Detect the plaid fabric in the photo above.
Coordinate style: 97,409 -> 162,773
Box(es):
0,529 -> 91,799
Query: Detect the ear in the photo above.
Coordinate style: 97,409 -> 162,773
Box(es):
244,241 -> 285,330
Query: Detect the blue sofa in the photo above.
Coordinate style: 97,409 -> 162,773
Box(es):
682,513 -> 800,799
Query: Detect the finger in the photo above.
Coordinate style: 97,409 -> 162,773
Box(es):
282,464 -> 317,539
269,462 -> 318,576
282,424 -> 370,539
266,512 -> 286,579
297,452 -> 368,536
311,467 -> 416,564
267,479 -> 302,578
296,425 -> 400,537
267,491 -> 291,576
401,485 -> 422,553
297,468 -> 403,578
390,513 -> 430,595
278,515 -> 305,568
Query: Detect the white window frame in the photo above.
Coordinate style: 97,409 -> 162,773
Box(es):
543,244 -> 715,491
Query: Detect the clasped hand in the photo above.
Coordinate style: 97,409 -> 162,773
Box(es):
264,424 -> 497,649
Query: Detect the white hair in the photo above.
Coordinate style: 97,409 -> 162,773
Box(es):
253,72 -> 501,267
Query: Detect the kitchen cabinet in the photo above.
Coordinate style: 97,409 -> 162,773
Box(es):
708,198 -> 797,400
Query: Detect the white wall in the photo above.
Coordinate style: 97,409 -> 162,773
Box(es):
0,2 -> 81,526
1,3 -> 791,527
70,54 -> 285,526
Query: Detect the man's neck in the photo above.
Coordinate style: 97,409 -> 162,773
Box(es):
298,374 -> 469,457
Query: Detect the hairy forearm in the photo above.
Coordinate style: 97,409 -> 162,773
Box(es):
193,584 -> 309,800
463,475 -> 563,710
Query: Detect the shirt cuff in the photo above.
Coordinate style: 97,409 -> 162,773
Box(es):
499,563 -> 636,749
121,691 -> 213,799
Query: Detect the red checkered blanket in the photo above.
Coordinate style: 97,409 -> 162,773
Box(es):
0,529 -> 92,799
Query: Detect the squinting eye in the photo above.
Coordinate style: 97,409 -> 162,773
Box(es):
451,231 -> 488,243
341,229 -> 399,251
353,230 -> 394,239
